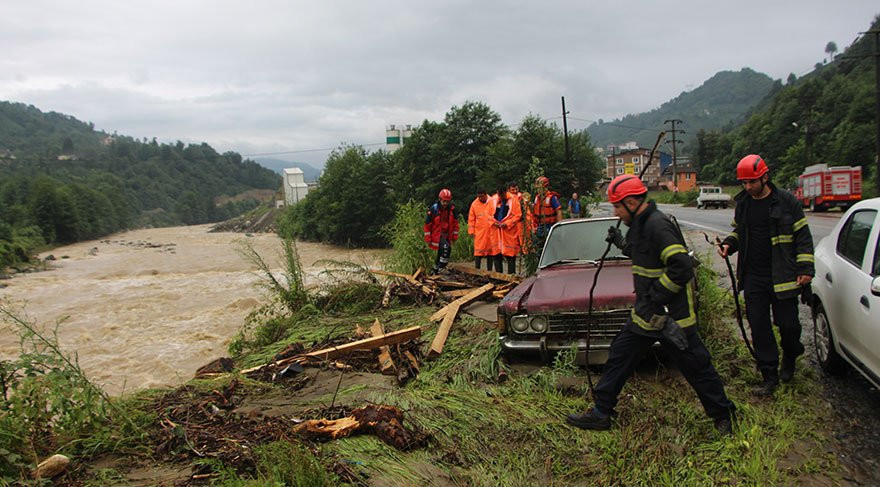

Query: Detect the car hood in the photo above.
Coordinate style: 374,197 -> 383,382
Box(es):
504,262 -> 635,314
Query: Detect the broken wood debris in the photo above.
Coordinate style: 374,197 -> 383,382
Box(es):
371,319 -> 397,375
447,262 -> 522,283
292,404 -> 428,450
430,283 -> 494,322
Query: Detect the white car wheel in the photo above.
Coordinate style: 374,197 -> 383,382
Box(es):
813,303 -> 845,374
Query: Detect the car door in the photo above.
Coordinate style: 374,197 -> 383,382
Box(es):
830,209 -> 878,366
857,213 -> 880,378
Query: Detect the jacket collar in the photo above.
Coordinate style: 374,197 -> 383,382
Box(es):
734,181 -> 778,204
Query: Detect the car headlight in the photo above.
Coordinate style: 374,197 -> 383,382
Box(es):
530,315 -> 548,333
511,315 -> 529,333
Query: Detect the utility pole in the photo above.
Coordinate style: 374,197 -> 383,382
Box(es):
561,96 -> 571,165
664,119 -> 684,191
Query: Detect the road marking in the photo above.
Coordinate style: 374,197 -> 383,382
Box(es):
673,219 -> 728,234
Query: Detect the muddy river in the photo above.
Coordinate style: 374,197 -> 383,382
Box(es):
0,225 -> 387,396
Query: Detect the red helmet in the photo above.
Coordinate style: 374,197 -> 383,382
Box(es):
607,174 -> 647,203
438,188 -> 452,201
535,176 -> 549,188
736,154 -> 769,180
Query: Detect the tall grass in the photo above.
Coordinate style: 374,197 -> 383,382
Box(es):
0,307 -> 146,483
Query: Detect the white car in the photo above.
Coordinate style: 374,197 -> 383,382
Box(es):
811,197 -> 880,388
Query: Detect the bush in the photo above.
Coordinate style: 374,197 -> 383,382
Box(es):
382,200 -> 434,274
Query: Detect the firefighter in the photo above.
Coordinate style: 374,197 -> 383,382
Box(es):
719,155 -> 814,396
566,174 -> 736,434
424,188 -> 459,274
468,188 -> 497,269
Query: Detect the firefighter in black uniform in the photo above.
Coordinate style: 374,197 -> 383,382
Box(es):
719,155 -> 814,396
567,174 -> 736,434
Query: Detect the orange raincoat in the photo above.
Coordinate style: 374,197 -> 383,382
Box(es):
495,191 -> 522,257
468,196 -> 499,256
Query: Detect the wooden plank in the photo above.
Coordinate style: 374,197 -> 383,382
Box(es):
442,288 -> 480,299
369,269 -> 412,279
404,351 -> 420,372
428,302 -> 461,359
371,319 -> 396,375
411,267 -> 423,280
430,283 -> 494,322
431,280 -> 471,289
448,263 -> 521,283
306,326 -> 422,361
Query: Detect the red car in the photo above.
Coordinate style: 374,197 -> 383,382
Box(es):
498,217 -> 636,365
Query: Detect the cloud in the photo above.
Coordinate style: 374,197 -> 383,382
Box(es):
1,1 -> 877,167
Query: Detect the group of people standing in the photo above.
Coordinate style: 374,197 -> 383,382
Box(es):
423,176 -> 581,275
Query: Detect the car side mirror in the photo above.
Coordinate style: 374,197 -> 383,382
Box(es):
872,276 -> 880,297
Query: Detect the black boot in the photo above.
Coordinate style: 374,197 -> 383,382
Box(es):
566,408 -> 612,430
780,354 -> 797,383
753,371 -> 779,397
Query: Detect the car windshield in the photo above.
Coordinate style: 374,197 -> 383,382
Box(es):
539,219 -> 627,268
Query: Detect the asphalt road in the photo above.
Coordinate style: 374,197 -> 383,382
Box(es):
595,203 -> 843,245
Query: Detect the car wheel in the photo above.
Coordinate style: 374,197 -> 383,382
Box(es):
813,303 -> 846,374
722,202 -> 728,209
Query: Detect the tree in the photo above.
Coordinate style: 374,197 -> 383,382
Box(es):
825,41 -> 838,61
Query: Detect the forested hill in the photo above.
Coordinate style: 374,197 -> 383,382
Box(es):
696,14 -> 880,191
586,68 -> 775,148
0,101 -> 281,266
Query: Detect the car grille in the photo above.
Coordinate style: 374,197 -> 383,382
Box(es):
547,310 -> 630,339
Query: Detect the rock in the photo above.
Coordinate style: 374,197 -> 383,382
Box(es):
61,255 -> 69,259
44,254 -> 56,261
33,454 -> 70,479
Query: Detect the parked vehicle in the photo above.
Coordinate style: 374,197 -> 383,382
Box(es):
811,197 -> 880,389
497,217 -> 636,365
696,186 -> 731,209
795,163 -> 861,212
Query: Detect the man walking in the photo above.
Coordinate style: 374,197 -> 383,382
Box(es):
567,174 -> 736,434
719,154 -> 814,396
568,192 -> 581,219
468,188 -> 497,270
424,188 -> 459,274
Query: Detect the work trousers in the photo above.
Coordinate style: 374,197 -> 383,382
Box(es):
593,324 -> 735,421
742,273 -> 804,378
492,254 -> 516,274
434,237 -> 451,270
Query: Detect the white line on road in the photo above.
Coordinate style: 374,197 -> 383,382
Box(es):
673,219 -> 728,235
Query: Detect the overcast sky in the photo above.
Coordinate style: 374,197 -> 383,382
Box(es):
1,1 -> 877,167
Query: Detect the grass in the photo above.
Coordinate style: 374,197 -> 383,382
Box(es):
0,230 -> 847,485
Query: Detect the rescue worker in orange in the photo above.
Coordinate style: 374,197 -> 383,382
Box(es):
468,188 -> 498,270
424,188 -> 459,274
532,176 -> 562,252
493,184 -> 522,274
507,181 -> 527,256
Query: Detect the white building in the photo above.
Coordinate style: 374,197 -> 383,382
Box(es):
385,124 -> 413,152
282,167 -> 310,206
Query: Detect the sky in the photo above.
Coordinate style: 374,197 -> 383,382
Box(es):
1,1 -> 877,168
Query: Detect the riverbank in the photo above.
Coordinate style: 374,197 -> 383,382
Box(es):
0,224 -> 386,396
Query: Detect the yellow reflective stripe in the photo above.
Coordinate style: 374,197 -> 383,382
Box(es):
773,281 -> 800,293
771,234 -> 793,245
631,310 -> 651,330
660,244 -> 687,264
730,219 -> 737,228
797,253 -> 814,263
793,217 -> 808,232
730,232 -> 738,241
659,273 -> 682,293
632,265 -> 664,278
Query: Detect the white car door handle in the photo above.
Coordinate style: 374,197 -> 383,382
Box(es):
860,295 -> 870,308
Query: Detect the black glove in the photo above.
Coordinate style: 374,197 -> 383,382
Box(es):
606,226 -> 625,250
661,316 -> 688,351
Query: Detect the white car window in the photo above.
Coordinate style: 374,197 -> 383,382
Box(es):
873,227 -> 880,277
836,210 -> 877,268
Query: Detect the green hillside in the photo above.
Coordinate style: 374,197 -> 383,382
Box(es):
696,15 -> 879,192
587,68 -> 775,148
0,101 -> 281,267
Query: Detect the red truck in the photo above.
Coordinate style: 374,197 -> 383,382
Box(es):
795,163 -> 861,212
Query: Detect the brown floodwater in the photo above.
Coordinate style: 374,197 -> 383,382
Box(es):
0,225 -> 387,395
